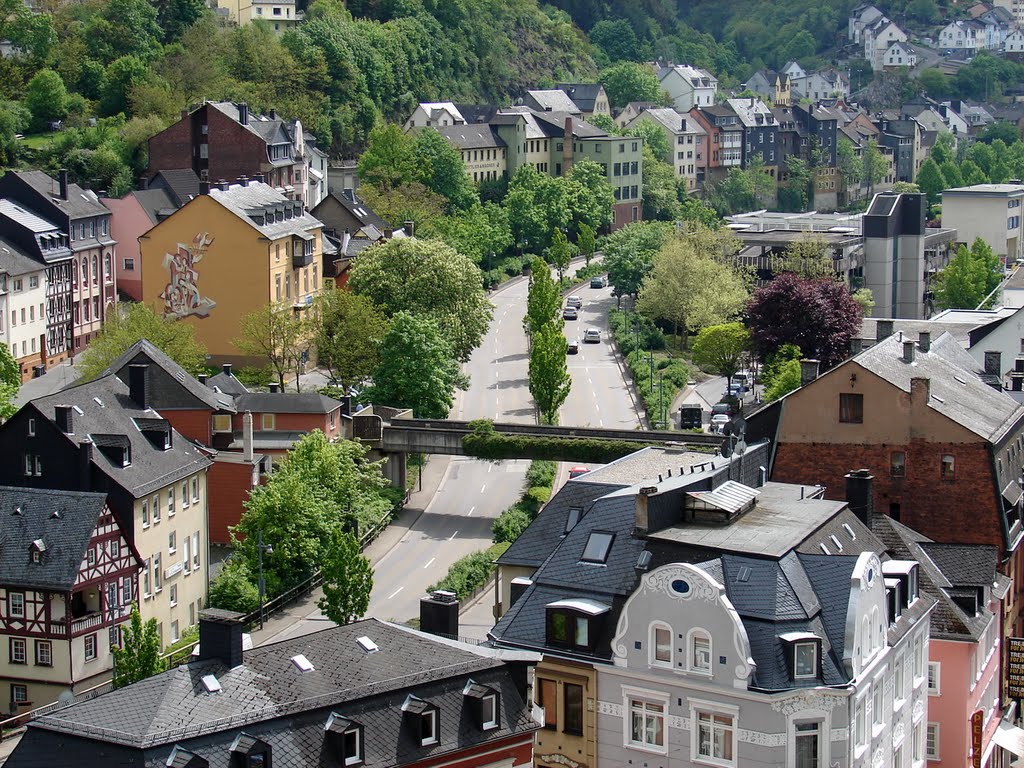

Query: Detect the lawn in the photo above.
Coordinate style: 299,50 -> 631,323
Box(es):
18,133 -> 56,150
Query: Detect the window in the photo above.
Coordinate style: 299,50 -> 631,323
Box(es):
154,553 -> 162,591
142,500 -> 149,527
794,722 -> 820,768
84,633 -> 97,661
110,540 -> 119,559
9,592 -> 25,618
35,639 -> 52,666
87,548 -> 96,566
941,454 -> 955,480
213,414 -> 232,433
182,481 -> 189,509
890,451 -> 905,477
152,493 -> 160,523
11,684 -> 26,704
262,413 -> 276,431
10,638 -> 26,664
420,708 -> 438,746
168,487 -> 174,516
794,642 -> 817,678
840,393 -> 864,423
695,709 -> 735,765
913,721 -> 923,763
481,693 -> 499,729
170,620 -> 179,644
581,531 -> 614,563
652,624 -> 672,665
564,683 -> 583,735
895,655 -> 906,702
926,662 -> 940,694
143,557 -> 151,596
170,584 -> 177,607
168,531 -> 176,554
192,477 -> 199,502
629,699 -> 665,750
926,723 -> 939,759
691,631 -> 711,673
184,535 -> 191,573
342,723 -> 362,765
29,275 -> 38,289
193,532 -> 200,568
539,678 -> 558,730
872,684 -> 883,727
855,698 -> 866,747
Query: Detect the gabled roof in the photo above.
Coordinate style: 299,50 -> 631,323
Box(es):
206,371 -> 249,396
437,124 -> 507,151
207,181 -> 322,240
0,236 -> 45,277
5,170 -> 110,220
30,375 -> 212,498
525,89 -> 581,115
127,188 -> 178,225
148,169 -> 201,208
101,339 -> 236,413
0,487 -> 109,592
234,392 -> 341,414
317,189 -> 390,230
628,108 -> 700,135
530,111 -> 609,139
555,83 -> 605,111
0,199 -> 62,234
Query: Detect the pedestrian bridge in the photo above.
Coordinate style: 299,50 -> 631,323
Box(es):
353,414 -> 724,461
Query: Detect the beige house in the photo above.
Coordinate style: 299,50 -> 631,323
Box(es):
437,125 -> 508,184
942,183 -> 1024,263
215,0 -> 302,32
623,107 -> 707,191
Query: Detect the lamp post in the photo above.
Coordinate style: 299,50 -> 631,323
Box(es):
658,372 -> 665,429
649,348 -> 654,391
256,531 -> 273,630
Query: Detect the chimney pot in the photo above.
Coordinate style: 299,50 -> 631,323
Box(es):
404,220 -> 415,237
198,609 -> 246,668
918,331 -> 931,352
54,404 -> 74,434
128,364 -> 149,409
198,373 -> 208,385
799,359 -> 820,386
243,411 -> 254,462
199,181 -> 211,195
238,175 -> 248,187
844,469 -> 874,525
58,169 -> 69,201
876,319 -> 894,342
268,382 -> 280,394
222,362 -> 233,376
218,179 -> 230,192
902,340 -> 915,364
237,102 -> 249,126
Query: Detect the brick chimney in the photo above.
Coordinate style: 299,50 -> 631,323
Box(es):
54,404 -> 73,434
876,319 -> 894,342
197,609 -> 245,668
844,469 -> 873,525
562,117 -> 574,174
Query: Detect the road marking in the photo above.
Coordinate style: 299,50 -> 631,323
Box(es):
480,484 -> 486,493
449,530 -> 458,540
468,506 -> 476,516
424,557 -> 435,569
599,418 -> 604,427
388,587 -> 404,599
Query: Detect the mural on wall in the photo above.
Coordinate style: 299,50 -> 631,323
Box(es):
160,233 -> 216,319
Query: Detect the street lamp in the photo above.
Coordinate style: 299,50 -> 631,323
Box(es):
256,531 -> 273,630
658,372 -> 665,429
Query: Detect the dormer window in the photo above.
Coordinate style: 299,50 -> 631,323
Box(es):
325,713 -> 363,766
464,681 -> 500,730
229,733 -> 271,768
780,632 -> 821,681
546,599 -> 609,652
402,695 -> 439,747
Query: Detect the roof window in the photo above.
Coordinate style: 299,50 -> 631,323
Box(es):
581,531 -> 614,563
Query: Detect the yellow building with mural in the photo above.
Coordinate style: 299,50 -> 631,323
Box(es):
138,179 -> 324,363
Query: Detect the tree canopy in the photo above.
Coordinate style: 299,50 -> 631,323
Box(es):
601,221 -> 674,298
933,238 -> 1003,311
691,323 -> 750,384
313,287 -> 388,392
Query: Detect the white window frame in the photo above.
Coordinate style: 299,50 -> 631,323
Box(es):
84,633 -> 97,661
926,662 -> 940,695
690,698 -> 738,767
192,532 -> 200,569
481,692 -> 499,730
926,722 -> 939,760
622,685 -> 669,755
343,725 -> 362,765
10,637 -> 26,664
9,592 -> 25,618
689,628 -> 713,675
793,642 -> 817,679
650,622 -> 673,668
35,639 -> 52,666
420,708 -> 438,746
793,720 -> 823,768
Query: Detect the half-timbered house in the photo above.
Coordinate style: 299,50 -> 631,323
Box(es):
0,487 -> 141,712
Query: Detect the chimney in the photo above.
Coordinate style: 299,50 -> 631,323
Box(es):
635,485 -> 656,535
985,350 -> 1002,377
563,117 -> 574,175
222,362 -> 233,377
181,109 -> 187,120
404,220 -> 415,237
876,319 -> 894,342
139,176 -> 149,191
198,373 -> 208,385
902,340 -> 915,364
79,439 -> 93,489
54,404 -> 74,434
199,181 -> 211,195
850,338 -> 863,355
383,228 -> 393,239
844,469 -> 874,525
341,395 -> 352,417
237,102 -> 249,126
419,590 -> 459,638
254,173 -> 265,184
197,609 -> 246,668
218,180 -> 230,192
799,359 -> 820,386
128,364 -> 149,409
918,331 -> 931,353
58,169 -> 69,201
242,411 -> 254,463
238,175 -> 248,187
910,376 -> 930,403
268,382 -> 280,394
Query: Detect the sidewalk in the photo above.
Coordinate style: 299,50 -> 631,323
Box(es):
247,452 -> 453,646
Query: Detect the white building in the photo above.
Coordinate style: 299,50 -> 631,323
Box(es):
791,69 -> 851,102
939,20 -> 985,53
653,63 -> 718,111
942,183 -> 1024,263
864,17 -> 908,70
403,102 -> 466,132
849,3 -> 885,44
1005,28 -> 1024,53
883,41 -> 918,69
0,237 -> 47,380
623,107 -> 706,190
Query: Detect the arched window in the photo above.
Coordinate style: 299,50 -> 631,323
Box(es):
103,253 -> 111,280
650,622 -> 673,667
81,257 -> 88,283
688,629 -> 712,674
91,255 -> 98,284
72,260 -> 78,287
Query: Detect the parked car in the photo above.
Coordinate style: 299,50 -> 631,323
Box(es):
590,276 -> 607,288
566,295 -> 583,309
566,339 -> 579,354
679,404 -> 703,430
563,306 -> 579,320
583,328 -> 601,343
723,383 -> 744,399
709,413 -> 730,434
568,466 -> 590,478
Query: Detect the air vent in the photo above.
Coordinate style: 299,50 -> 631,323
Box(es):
737,566 -> 751,583
842,523 -> 856,540
819,543 -> 831,555
291,654 -> 314,672
93,397 -> 104,407
830,535 -> 843,552
356,636 -> 378,654
201,674 -> 222,693
72,405 -> 84,415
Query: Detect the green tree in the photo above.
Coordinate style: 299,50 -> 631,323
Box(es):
852,288 -> 876,315
934,239 -> 1002,310
764,358 -> 802,402
777,236 -> 836,279
577,222 -> 596,266
318,529 -> 373,625
432,202 -> 512,266
600,61 -> 664,109
526,256 -> 562,335
529,322 -> 571,424
960,159 -> 990,186
939,160 -> 963,189
691,323 -> 750,384
641,149 -> 682,221
76,302 -> 207,382
837,137 -> 862,196
679,199 -> 722,229
24,69 -> 69,132
779,156 -> 811,212
86,0 -> 163,62
313,287 -> 388,392
208,559 -> 260,613
111,604 -> 163,688
917,68 -> 950,99
411,127 -> 477,210
546,228 -> 575,282
623,120 -> 670,161
360,182 -> 446,232
864,139 -> 887,196
504,165 -> 571,252
979,121 -> 1020,145
566,158 -> 614,233
348,238 -> 493,362
235,301 -> 310,391
357,124 -> 414,191
154,0 -> 206,43
363,312 -> 468,418
708,167 -> 755,215
602,221 -> 674,297
0,341 -> 20,420
916,158 -> 946,206
101,55 -> 153,116
590,19 -> 641,63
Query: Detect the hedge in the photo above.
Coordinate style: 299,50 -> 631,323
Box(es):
462,421 -> 652,463
427,542 -> 511,600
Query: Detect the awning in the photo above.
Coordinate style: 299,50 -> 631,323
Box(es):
993,721 -> 1024,756
1004,480 -> 1024,506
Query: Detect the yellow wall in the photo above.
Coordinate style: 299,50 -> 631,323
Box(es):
139,196 -> 322,361
534,657 -> 597,768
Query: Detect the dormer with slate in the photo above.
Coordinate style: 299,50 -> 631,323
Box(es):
229,732 -> 271,767
402,694 -> 440,747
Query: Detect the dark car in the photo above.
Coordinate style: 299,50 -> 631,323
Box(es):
590,276 -> 607,288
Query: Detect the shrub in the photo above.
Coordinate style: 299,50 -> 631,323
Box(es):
525,485 -> 551,509
428,542 -> 511,600
526,460 -> 557,488
208,560 -> 260,614
493,504 -> 532,543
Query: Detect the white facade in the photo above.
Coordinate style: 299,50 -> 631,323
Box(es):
849,4 -> 884,44
623,108 -> 705,189
883,42 -> 917,69
939,20 -> 984,52
792,70 -> 851,102
1006,29 -> 1024,53
864,19 -> 908,70
403,102 -> 466,132
4,261 -> 47,375
942,183 -> 1024,263
655,64 -> 718,112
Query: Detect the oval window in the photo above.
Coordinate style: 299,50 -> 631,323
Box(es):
671,579 -> 690,595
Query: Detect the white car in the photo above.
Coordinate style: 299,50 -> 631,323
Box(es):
710,413 -> 730,433
583,328 -> 601,343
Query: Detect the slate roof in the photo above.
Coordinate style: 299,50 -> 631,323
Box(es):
0,487 -> 109,591
10,619 -> 538,767
530,111 -> 608,139
234,392 -> 341,414
207,371 -> 249,396
131,188 -> 178,224
852,331 -> 1024,442
321,189 -> 389,230
7,170 -> 110,219
101,339 -> 236,413
0,199 -> 61,234
525,89 -> 582,114
437,124 -> 507,150
556,84 -> 604,112
0,236 -> 44,277
208,181 -> 322,241
149,169 -> 201,208
30,374 -> 212,498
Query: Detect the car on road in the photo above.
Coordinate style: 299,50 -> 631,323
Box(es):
566,339 -> 579,354
566,295 -> 583,309
710,413 -> 730,433
563,306 -> 578,320
583,328 -> 601,343
569,466 -> 590,478
723,383 -> 745,399
590,276 -> 607,288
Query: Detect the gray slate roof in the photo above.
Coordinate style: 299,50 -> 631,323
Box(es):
149,169 -> 201,208
30,374 -> 212,498
8,171 -> 110,220
234,392 -> 341,414
0,199 -> 61,234
0,487 -> 109,591
556,83 -> 604,111
207,371 -> 249,396
131,188 -> 178,224
0,236 -> 45,277
208,181 -> 321,240
437,124 -> 507,150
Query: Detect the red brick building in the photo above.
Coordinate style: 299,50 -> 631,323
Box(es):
755,331 -> 1024,642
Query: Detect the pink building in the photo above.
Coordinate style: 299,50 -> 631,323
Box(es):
871,515 -> 1018,767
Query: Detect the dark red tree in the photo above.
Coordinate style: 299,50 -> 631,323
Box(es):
746,274 -> 863,368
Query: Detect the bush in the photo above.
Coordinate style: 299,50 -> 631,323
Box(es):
428,542 -> 511,600
463,425 -> 653,463
493,503 -> 532,543
526,460 -> 557,488
525,485 -> 551,509
208,560 -> 260,614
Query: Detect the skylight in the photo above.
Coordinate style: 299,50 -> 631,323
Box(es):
201,674 -> 222,693
356,636 -> 378,654
564,507 -> 582,534
291,654 -> 314,672
581,531 -> 614,563
737,566 -> 751,583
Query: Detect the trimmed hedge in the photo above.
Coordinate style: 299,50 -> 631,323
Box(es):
463,428 -> 652,463
427,542 -> 511,600
609,310 -> 687,427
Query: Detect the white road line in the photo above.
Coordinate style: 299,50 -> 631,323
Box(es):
424,558 -> 435,569
480,484 -> 486,493
388,587 -> 404,599
468,506 -> 476,516
488,464 -> 493,473
449,530 -> 458,540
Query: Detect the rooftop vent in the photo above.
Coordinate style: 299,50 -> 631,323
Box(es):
291,654 -> 314,673
12,504 -> 22,516
737,566 -> 752,583
431,590 -> 457,604
201,674 -> 222,693
356,636 -> 378,654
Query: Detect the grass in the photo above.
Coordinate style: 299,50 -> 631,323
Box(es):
18,133 -> 55,150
